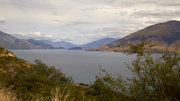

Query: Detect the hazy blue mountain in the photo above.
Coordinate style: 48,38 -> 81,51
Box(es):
67,47 -> 83,50
35,40 -> 79,49
0,31 -> 36,49
82,37 -> 118,49
26,39 -> 54,49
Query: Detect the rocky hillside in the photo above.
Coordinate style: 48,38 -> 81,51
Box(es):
87,20 -> 180,53
0,45 -> 32,74
0,46 -> 15,57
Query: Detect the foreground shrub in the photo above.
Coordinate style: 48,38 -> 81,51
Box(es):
92,37 -> 180,101
5,59 -> 73,100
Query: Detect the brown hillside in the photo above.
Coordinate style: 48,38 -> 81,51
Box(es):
0,45 -> 32,74
87,20 -> 180,53
0,31 -> 55,49
0,31 -> 36,49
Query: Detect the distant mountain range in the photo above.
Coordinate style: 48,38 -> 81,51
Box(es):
35,40 -> 78,49
26,39 -> 65,49
0,31 -> 119,49
26,39 -> 54,49
87,20 -> 180,53
0,31 -> 64,49
81,37 -> 118,49
0,31 -> 36,49
34,37 -> 118,49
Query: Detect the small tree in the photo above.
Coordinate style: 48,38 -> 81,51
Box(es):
123,37 -> 180,101
92,36 -> 180,101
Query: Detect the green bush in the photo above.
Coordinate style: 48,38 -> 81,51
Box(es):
92,36 -> 180,101
5,59 -> 73,100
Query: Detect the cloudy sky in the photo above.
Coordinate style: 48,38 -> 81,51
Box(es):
0,0 -> 180,45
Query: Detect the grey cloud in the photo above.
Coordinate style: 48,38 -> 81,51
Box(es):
160,1 -> 180,6
52,20 -> 61,21
52,13 -> 63,16
80,24 -> 142,41
99,27 -> 117,31
103,24 -> 144,35
0,17 -> 5,23
59,37 -> 74,41
79,34 -> 108,40
119,11 -> 128,16
8,0 -> 62,14
77,0 -> 180,7
11,32 -> 56,40
80,31 -> 122,41
1,0 -> 179,44
77,0 -> 122,6
122,0 -> 180,7
143,19 -> 168,24
11,0 -> 31,6
66,22 -> 90,26
32,27 -> 37,29
0,21 -> 4,23
101,24 -> 142,33
132,10 -> 180,18
81,8 -> 97,11
11,32 -> 74,42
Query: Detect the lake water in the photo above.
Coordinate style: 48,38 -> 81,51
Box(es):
9,49 -> 161,84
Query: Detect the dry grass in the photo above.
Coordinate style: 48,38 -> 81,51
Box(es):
0,86 -> 75,101
0,85 -> 94,101
49,86 -> 75,101
0,86 -> 19,101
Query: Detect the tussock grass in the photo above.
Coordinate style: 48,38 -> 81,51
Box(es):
50,86 -> 75,101
0,86 -> 76,101
0,86 -> 19,101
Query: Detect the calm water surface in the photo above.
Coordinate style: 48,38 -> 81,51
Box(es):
9,49 -> 161,84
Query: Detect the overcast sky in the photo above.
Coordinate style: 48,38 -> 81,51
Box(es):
0,0 -> 180,45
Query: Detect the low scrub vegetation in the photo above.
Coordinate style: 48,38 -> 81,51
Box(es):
0,37 -> 180,101
0,85 -> 18,101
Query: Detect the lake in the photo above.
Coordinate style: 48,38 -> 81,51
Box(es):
9,49 -> 161,84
